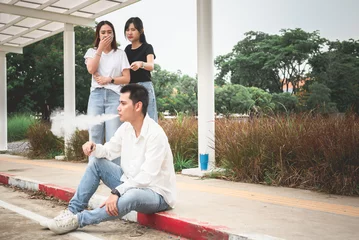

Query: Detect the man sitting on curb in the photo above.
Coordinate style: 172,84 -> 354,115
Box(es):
44,84 -> 177,234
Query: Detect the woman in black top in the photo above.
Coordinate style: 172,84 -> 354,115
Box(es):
124,17 -> 158,122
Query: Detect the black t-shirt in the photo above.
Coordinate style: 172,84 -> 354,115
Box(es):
125,43 -> 156,83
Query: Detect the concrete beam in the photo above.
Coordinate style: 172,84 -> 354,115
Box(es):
0,45 -> 23,54
0,3 -> 95,27
92,0 -> 141,18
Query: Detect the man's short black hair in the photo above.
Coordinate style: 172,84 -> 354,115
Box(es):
120,84 -> 149,116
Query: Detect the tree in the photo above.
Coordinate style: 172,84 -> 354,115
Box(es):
247,87 -> 274,114
215,29 -> 326,94
172,74 -> 198,115
271,92 -> 298,113
309,39 -> 359,113
7,35 -> 65,117
7,26 -> 95,117
215,31 -> 280,92
74,26 -> 97,113
305,82 -> 337,113
215,84 -> 254,115
152,65 -> 198,115
261,29 -> 325,94
151,64 -> 180,113
7,48 -> 37,113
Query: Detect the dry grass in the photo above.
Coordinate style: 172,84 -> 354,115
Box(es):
159,117 -> 198,170
27,121 -> 64,159
27,114 -> 359,195
215,113 -> 359,195
65,130 -> 89,161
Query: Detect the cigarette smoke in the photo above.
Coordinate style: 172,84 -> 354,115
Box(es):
50,110 -> 118,138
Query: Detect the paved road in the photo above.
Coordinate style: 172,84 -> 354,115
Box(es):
0,184 -> 183,240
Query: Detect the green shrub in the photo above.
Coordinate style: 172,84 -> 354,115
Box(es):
7,113 -> 36,142
306,82 -> 338,114
272,92 -> 298,113
27,121 -> 64,159
173,152 -> 197,172
215,113 -> 359,195
65,130 -> 89,161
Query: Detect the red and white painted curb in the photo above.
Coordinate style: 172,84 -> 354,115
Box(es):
0,172 -> 281,240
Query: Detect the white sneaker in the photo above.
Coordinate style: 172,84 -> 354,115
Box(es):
40,220 -> 49,229
48,214 -> 79,234
40,209 -> 74,229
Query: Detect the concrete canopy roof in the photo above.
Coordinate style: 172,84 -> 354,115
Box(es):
0,0 -> 139,54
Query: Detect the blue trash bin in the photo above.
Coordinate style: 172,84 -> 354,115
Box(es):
200,153 -> 209,171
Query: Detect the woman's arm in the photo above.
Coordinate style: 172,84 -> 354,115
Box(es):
86,51 -> 102,75
112,68 -> 130,84
142,54 -> 155,71
94,68 -> 130,85
130,54 -> 155,72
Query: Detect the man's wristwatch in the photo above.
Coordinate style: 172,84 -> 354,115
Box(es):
111,188 -> 121,197
111,78 -> 115,84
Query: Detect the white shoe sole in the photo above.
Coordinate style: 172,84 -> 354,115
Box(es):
40,220 -> 49,229
48,218 -> 79,235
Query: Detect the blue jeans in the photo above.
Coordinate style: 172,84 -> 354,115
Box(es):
68,158 -> 169,227
137,82 -> 158,122
87,88 -> 121,165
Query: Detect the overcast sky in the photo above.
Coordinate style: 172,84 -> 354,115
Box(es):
97,0 -> 359,78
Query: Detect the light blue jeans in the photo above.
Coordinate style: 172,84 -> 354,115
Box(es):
137,82 -> 158,122
87,88 -> 121,165
68,158 -> 169,227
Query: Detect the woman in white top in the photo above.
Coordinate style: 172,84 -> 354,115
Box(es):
84,20 -> 130,165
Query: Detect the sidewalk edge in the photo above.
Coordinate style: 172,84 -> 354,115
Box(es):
0,172 -> 274,240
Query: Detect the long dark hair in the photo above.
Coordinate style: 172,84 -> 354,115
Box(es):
124,17 -> 147,44
94,21 -> 117,51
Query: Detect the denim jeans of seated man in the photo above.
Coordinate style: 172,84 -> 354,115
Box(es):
68,157 -> 169,227
87,88 -> 121,165
137,81 -> 158,123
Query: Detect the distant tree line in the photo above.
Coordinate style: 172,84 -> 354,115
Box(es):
215,28 -> 359,114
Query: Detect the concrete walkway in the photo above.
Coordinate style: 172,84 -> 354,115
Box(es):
0,154 -> 358,240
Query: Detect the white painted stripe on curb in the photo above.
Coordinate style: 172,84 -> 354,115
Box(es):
229,232 -> 285,240
0,154 -> 27,159
121,210 -> 138,222
8,176 -> 40,191
4,174 -> 139,224
0,199 -> 104,240
88,194 -> 106,209
3,173 -> 284,240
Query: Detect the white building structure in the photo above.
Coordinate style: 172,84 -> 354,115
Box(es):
0,0 -> 215,175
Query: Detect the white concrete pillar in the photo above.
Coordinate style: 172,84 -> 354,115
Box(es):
0,51 -> 7,150
63,24 -> 76,148
197,0 -> 215,170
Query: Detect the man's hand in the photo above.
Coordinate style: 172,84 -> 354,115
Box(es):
99,194 -> 119,216
82,141 -> 95,156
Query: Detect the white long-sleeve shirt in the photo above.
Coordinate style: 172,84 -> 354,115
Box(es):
93,115 -> 176,208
